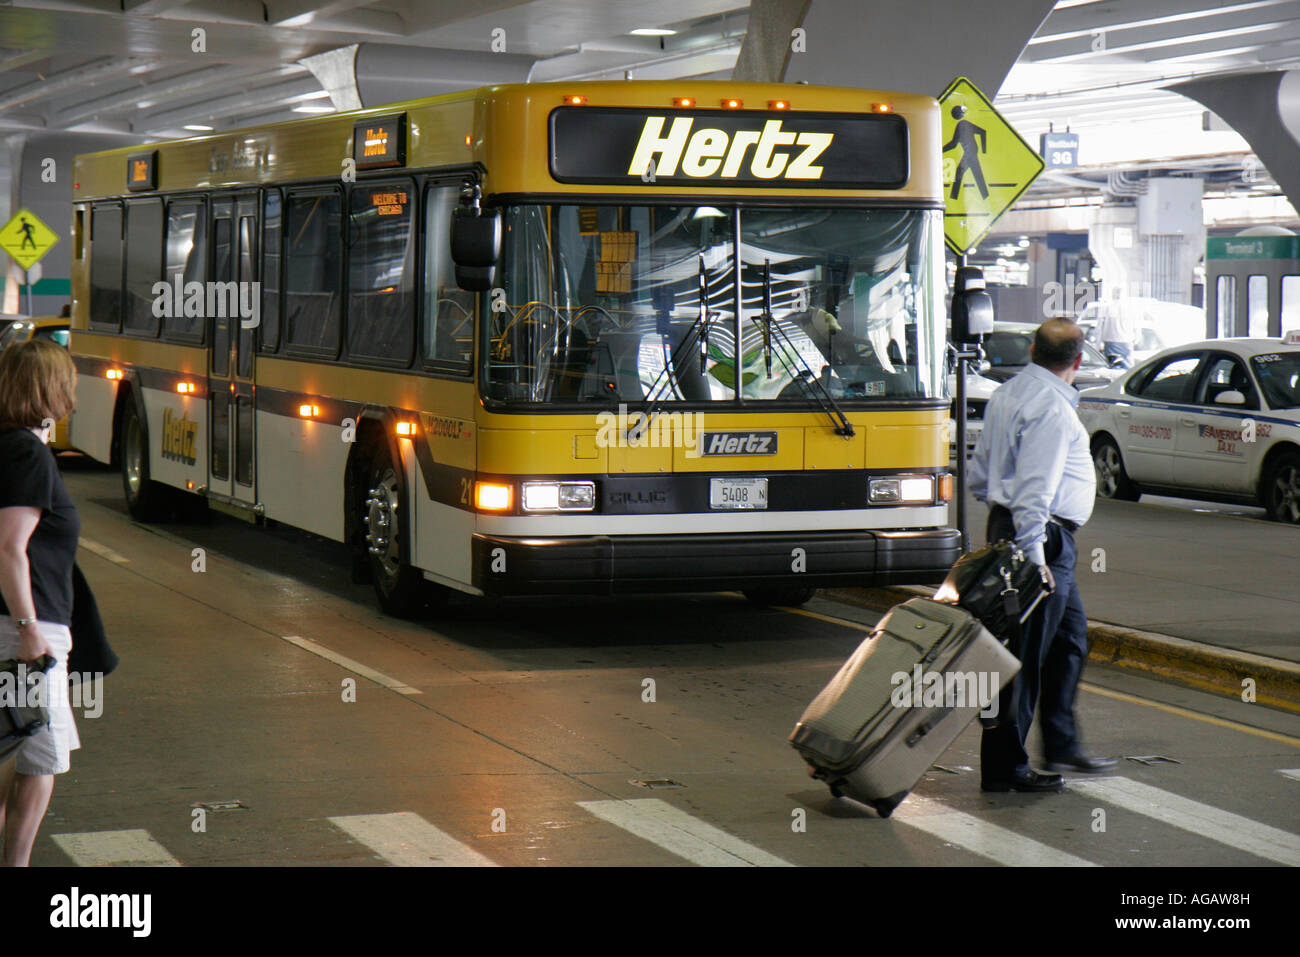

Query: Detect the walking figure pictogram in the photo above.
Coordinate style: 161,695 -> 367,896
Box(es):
943,105 -> 988,201
19,216 -> 37,250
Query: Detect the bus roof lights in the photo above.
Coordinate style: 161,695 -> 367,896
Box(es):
871,102 -> 892,113
563,94 -> 588,106
673,97 -> 695,108
475,482 -> 511,511
768,99 -> 790,110
721,98 -> 743,109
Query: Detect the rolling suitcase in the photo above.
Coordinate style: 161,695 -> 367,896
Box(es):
789,598 -> 1019,817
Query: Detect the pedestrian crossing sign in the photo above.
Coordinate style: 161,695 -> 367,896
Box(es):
0,207 -> 60,271
938,77 -> 1044,256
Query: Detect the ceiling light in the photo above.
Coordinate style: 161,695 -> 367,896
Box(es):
292,105 -> 335,113
293,90 -> 332,101
183,124 -> 212,131
630,28 -> 677,36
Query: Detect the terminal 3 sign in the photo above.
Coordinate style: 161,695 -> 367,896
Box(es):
549,108 -> 909,189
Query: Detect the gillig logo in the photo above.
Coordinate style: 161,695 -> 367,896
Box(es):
628,117 -> 833,180
161,408 -> 197,465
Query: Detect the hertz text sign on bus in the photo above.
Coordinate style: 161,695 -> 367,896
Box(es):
549,108 -> 908,189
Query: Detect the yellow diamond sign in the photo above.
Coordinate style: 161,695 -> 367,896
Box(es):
0,207 -> 60,271
939,77 -> 1044,256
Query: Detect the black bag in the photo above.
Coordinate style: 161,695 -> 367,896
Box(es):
0,655 -> 54,765
935,540 -> 1051,646
67,563 -> 118,677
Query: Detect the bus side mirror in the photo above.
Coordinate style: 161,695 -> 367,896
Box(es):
451,205 -> 501,292
952,267 -> 994,344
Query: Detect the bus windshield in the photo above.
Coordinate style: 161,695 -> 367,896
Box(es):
483,204 -> 946,406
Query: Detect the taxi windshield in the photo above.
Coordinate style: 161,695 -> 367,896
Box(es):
1250,351 -> 1300,409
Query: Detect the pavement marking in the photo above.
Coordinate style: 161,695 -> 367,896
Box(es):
1079,682 -> 1300,749
281,635 -> 421,695
52,829 -> 180,866
328,812 -> 497,866
79,538 -> 130,564
1279,769 -> 1300,782
577,798 -> 793,867
891,794 -> 1098,867
1070,777 -> 1300,866
780,605 -> 874,633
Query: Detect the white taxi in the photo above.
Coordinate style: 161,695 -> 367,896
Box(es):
1076,335 -> 1300,523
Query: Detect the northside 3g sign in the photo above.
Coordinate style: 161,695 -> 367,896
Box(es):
549,107 -> 908,189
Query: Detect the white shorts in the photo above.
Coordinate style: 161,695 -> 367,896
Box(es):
1,616 -> 80,775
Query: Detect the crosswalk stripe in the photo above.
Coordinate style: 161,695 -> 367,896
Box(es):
52,829 -> 180,866
281,635 -> 421,695
328,812 -> 497,866
1279,769 -> 1300,783
79,538 -> 130,564
891,794 -> 1099,867
577,798 -> 794,867
1071,777 -> 1300,866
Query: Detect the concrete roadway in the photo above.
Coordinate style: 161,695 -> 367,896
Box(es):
26,463 -> 1300,868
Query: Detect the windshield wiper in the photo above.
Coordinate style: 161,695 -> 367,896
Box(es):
634,252 -> 715,437
755,258 -> 855,437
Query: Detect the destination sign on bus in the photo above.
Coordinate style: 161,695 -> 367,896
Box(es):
126,150 -> 157,191
369,190 -> 408,215
549,108 -> 908,188
353,113 -> 407,169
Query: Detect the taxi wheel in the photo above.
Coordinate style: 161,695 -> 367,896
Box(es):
1262,451 -> 1300,525
1092,436 -> 1140,502
744,586 -> 817,607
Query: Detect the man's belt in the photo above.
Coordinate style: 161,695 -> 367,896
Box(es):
989,504 -> 1079,534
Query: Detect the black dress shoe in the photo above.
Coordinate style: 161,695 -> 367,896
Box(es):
1046,753 -> 1117,774
981,768 -> 1065,793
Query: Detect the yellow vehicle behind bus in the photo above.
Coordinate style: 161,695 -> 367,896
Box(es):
68,80 -> 958,614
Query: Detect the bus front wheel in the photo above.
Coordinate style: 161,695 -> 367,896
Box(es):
362,449 -> 426,617
120,399 -> 171,522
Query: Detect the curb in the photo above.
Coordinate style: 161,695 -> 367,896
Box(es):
822,586 -> 1300,714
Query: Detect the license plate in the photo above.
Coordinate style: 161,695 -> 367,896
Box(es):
710,477 -> 768,510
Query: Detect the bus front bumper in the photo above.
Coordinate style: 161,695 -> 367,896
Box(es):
471,528 -> 962,597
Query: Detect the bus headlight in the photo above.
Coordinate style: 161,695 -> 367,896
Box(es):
869,475 -> 934,504
522,481 -> 595,511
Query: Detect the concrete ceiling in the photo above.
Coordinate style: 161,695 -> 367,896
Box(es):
1,0 -> 1296,176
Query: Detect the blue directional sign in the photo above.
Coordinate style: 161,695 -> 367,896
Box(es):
1040,131 -> 1080,169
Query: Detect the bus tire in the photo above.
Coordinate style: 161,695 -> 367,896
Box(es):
362,445 -> 426,617
743,586 -> 817,607
120,398 -> 172,522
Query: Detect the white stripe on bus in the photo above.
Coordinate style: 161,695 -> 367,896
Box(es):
577,798 -> 794,867
891,794 -> 1098,867
53,829 -> 181,867
328,812 -> 496,866
1070,776 -> 1300,866
281,635 -> 421,695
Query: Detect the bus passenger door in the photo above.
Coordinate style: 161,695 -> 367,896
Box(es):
208,192 -> 259,506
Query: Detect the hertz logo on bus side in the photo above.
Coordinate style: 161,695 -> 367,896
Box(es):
627,117 -> 833,180
161,407 -> 198,465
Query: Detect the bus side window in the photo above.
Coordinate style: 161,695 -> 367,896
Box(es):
347,181 -> 415,365
424,183 -> 473,375
163,199 -> 206,342
283,190 -> 343,357
89,203 -> 123,333
261,191 -> 281,353
124,198 -> 163,337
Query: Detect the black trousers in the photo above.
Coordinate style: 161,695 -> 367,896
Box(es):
981,507 -> 1091,780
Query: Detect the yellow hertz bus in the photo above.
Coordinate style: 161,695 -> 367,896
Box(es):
68,80 -> 959,614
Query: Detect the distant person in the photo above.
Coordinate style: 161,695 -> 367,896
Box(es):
0,339 -> 81,866
1095,292 -> 1137,368
969,319 -> 1116,793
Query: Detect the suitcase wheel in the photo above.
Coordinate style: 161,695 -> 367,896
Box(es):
871,792 -> 908,818
829,783 -> 845,799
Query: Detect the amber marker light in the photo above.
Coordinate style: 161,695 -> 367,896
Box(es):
394,420 -> 418,437
474,482 -> 512,511
768,99 -> 790,110
176,381 -> 196,394
464,134 -> 472,146
186,480 -> 195,490
105,368 -> 123,380
721,97 -> 743,109
673,96 -> 695,108
562,94 -> 588,106
938,473 -> 955,502
298,403 -> 319,418
871,102 -> 892,113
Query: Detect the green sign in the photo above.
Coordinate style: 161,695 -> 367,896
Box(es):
1207,236 -> 1300,260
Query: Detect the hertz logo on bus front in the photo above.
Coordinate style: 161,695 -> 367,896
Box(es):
627,117 -> 832,180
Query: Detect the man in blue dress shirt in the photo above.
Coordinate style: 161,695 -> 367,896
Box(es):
969,319 -> 1117,792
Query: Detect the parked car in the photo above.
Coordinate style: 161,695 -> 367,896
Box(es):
979,321 -> 1122,391
1076,334 -> 1300,523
